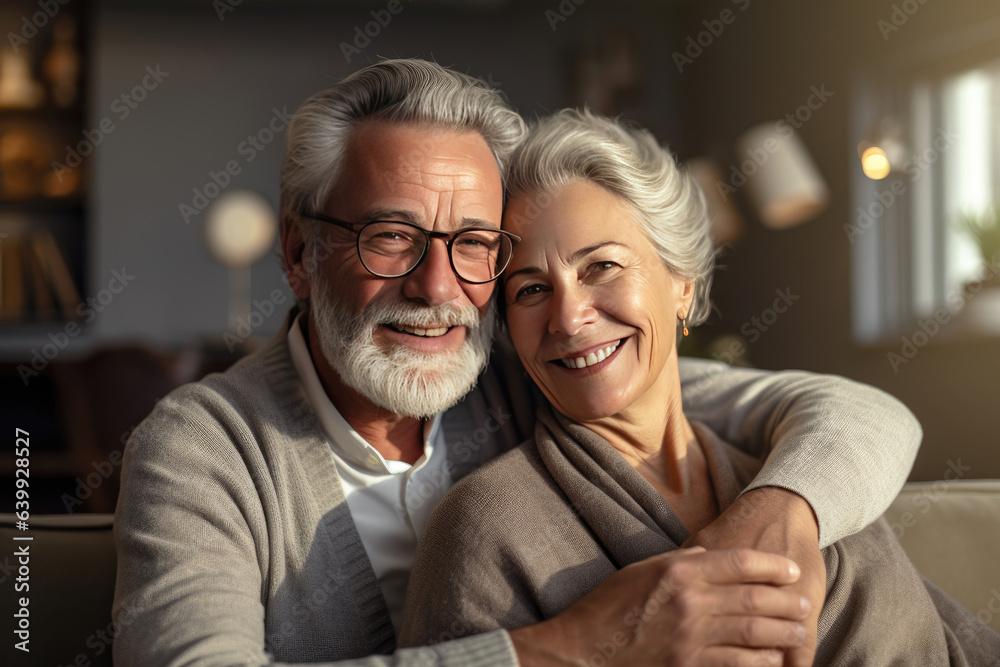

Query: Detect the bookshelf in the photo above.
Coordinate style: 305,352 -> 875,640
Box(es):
0,0 -> 88,329
1,2 -> 90,513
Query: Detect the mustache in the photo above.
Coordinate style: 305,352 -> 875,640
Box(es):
361,300 -> 483,330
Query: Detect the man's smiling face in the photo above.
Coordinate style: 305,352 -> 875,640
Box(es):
298,121 -> 504,418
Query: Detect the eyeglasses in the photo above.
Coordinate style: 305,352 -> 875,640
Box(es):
300,212 -> 520,284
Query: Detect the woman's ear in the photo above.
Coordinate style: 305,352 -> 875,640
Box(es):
680,279 -> 696,318
281,213 -> 311,301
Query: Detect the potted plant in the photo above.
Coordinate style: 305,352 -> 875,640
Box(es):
959,207 -> 1000,270
956,207 -> 1000,333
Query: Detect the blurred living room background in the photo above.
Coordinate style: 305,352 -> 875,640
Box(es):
2,0 -> 1000,514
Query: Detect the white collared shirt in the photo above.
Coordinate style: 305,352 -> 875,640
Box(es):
287,314 -> 454,633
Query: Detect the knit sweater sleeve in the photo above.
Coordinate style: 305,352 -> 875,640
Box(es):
112,382 -> 275,667
677,358 -> 922,548
112,383 -> 518,667
398,460 -> 547,650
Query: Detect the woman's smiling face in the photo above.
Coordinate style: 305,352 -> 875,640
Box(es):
502,179 -> 694,422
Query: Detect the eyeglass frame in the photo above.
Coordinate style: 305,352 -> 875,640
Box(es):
299,211 -> 521,285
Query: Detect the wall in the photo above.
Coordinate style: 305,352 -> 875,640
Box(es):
85,0 -> 684,346
673,0 -> 1000,480
13,0 -> 994,481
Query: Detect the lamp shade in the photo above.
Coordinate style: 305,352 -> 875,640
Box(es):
736,123 -> 829,229
203,190 -> 278,269
686,157 -> 745,246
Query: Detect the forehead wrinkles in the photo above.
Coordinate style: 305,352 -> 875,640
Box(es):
367,124 -> 494,179
391,168 -> 489,192
391,160 -> 499,228
341,124 -> 501,227
378,175 -> 494,227
388,150 -> 495,189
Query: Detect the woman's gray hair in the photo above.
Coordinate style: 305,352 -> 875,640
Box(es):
280,58 -> 527,225
505,108 -> 716,326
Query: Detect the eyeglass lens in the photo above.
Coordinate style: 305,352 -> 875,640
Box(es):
358,222 -> 512,283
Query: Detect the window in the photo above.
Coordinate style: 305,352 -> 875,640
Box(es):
850,28 -> 1000,344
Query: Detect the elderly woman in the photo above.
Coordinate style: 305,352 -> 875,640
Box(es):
398,109 -> 1000,665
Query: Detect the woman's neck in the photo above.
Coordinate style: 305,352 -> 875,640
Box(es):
580,372 -> 719,534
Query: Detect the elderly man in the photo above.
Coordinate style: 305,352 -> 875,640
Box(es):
113,59 -> 921,667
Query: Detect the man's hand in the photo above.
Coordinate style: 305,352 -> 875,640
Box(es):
685,487 -> 827,667
509,547 -> 811,667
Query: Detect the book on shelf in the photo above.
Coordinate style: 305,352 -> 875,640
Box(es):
34,228 -> 80,318
25,239 -> 57,319
0,228 -> 81,323
0,234 -> 24,319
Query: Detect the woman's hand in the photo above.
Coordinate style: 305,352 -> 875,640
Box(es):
509,546 -> 811,667
685,486 -> 827,667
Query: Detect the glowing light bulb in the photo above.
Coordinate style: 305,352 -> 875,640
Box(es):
861,147 -> 891,180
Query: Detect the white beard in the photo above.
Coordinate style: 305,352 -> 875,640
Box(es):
308,269 -> 495,420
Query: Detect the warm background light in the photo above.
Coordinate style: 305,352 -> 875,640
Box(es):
861,146 -> 891,180
204,190 -> 278,270
203,189 -> 279,335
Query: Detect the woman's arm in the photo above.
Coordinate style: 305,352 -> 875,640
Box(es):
400,460 -> 811,667
678,358 -> 921,547
679,358 -> 921,667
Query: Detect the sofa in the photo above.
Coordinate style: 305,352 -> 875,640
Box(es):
882,479 -> 1000,632
0,513 -> 116,666
1,479 -> 998,665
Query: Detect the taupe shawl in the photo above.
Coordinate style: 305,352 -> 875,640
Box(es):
401,405 -> 1000,665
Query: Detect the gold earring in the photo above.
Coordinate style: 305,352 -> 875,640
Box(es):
681,316 -> 689,337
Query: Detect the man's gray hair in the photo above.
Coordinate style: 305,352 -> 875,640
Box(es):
280,58 -> 527,223
505,108 -> 716,326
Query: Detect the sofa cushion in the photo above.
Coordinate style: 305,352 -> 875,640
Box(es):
0,513 -> 115,667
883,480 -> 1000,633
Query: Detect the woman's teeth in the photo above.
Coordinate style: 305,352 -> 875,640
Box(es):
397,325 -> 449,337
561,341 -> 620,369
